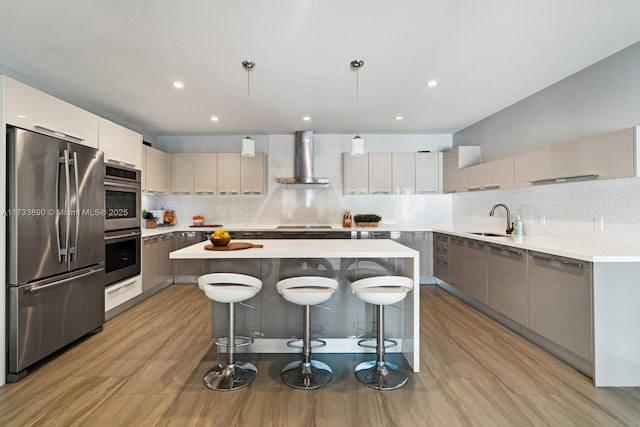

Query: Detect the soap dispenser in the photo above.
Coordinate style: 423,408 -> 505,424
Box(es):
513,216 -> 524,236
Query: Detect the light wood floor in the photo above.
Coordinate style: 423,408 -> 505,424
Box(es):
1,284 -> 640,426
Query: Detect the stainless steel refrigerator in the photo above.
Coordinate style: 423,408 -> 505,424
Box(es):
6,126 -> 105,381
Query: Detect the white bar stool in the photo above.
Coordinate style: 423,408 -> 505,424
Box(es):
350,275 -> 413,390
276,276 -> 339,389
198,273 -> 263,391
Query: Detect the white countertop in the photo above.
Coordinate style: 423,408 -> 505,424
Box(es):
144,223 -> 640,263
169,238 -> 419,259
435,229 -> 640,263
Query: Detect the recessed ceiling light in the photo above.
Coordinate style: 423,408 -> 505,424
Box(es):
395,116 -> 403,121
17,114 -> 27,119
172,81 -> 184,89
426,80 -> 438,87
303,116 -> 311,121
210,116 -> 219,122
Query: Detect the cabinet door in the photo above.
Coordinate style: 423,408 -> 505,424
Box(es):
391,152 -> 416,194
528,252 -> 592,361
157,233 -> 176,285
343,153 -> 369,195
578,127 -> 635,180
98,118 -> 142,168
143,146 -> 167,194
368,152 -> 392,194
514,148 -> 552,187
492,157 -> 514,189
433,233 -> 449,284
488,244 -> 528,326
170,153 -> 194,194
217,153 -> 241,195
6,77 -> 99,148
467,163 -> 492,191
141,237 -> 160,292
105,275 -> 142,312
416,152 -> 440,194
193,153 -> 218,194
241,153 -> 266,195
442,150 -> 459,194
448,237 -> 466,292
404,231 -> 433,282
465,240 -> 488,304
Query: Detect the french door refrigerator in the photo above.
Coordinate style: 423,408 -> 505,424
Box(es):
6,126 -> 105,381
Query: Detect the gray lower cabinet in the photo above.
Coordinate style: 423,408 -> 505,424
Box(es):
448,236 -> 466,292
465,239 -> 488,304
528,251 -> 593,362
434,233 -> 449,284
487,243 -> 528,326
142,233 -> 177,292
175,231 -> 207,282
404,231 -> 433,284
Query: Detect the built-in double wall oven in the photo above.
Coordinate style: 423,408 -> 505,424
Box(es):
104,164 -> 141,286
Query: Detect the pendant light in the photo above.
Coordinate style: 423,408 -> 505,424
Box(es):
241,60 -> 256,157
350,59 -> 365,156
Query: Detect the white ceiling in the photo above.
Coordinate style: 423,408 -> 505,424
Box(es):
0,0 -> 639,137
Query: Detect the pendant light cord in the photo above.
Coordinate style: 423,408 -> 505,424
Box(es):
356,67 -> 359,137
246,67 -> 251,138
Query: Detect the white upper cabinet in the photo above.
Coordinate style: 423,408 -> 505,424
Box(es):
143,145 -> 168,194
170,153 -> 194,194
443,146 -> 482,193
98,117 -> 142,169
515,127 -> 638,187
392,152 -> 416,194
217,153 -> 241,195
465,157 -> 514,191
193,153 -> 218,195
343,153 -> 369,195
415,152 -> 441,194
368,152 -> 392,195
241,153 -> 266,195
5,77 -> 99,148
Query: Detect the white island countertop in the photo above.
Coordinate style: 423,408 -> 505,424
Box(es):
169,238 -> 419,260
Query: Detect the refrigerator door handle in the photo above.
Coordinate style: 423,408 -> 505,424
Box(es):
56,153 -> 64,262
64,149 -> 71,268
71,151 -> 80,261
27,267 -> 104,293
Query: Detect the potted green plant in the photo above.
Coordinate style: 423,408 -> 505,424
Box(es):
353,214 -> 382,227
142,209 -> 157,229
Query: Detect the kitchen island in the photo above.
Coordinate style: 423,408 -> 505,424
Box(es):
170,239 -> 420,371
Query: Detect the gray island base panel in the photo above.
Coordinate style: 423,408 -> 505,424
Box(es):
170,239 -> 420,372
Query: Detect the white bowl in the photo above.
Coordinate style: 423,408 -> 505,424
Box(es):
192,219 -> 204,226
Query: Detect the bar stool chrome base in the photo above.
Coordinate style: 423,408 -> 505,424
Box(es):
281,359 -> 332,390
203,361 -> 258,391
354,360 -> 407,391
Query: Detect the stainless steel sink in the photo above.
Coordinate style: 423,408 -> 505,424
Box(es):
467,232 -> 509,237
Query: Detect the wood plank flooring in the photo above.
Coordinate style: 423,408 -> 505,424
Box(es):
1,284 -> 639,426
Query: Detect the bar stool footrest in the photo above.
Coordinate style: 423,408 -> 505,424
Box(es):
214,335 -> 254,348
286,338 -> 327,350
357,337 -> 397,349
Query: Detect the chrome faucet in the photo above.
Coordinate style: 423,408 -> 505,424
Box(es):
489,203 -> 514,235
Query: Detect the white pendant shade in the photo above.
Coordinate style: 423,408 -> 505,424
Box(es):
351,136 -> 365,156
241,137 -> 255,157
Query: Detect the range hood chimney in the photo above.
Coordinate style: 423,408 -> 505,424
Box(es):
277,131 -> 330,184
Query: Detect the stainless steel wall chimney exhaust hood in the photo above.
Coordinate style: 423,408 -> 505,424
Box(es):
277,130 -> 330,184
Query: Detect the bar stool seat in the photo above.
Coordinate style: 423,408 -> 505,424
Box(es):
350,275 -> 413,391
277,276 -> 339,389
198,273 -> 262,391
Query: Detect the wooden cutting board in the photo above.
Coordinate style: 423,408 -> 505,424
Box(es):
204,242 -> 264,251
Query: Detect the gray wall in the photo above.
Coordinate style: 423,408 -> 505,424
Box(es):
451,41 -> 640,248
454,42 -> 640,161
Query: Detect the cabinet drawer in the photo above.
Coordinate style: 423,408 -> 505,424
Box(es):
105,276 -> 142,312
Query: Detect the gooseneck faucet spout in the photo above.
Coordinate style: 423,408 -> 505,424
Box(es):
489,203 -> 514,235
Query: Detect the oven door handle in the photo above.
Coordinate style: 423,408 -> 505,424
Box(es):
104,181 -> 141,190
104,231 -> 142,242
